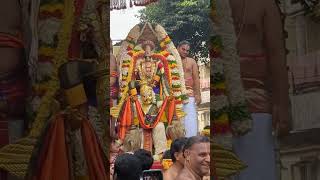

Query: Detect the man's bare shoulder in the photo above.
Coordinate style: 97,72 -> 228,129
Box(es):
175,169 -> 194,180
163,173 -> 173,180
187,57 -> 197,66
175,174 -> 193,180
187,57 -> 196,62
163,169 -> 174,180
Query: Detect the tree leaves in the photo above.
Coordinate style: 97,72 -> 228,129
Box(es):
138,0 -> 211,63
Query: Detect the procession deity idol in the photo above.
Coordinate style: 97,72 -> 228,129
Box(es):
111,22 -> 189,157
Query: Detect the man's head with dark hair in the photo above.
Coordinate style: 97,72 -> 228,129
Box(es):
170,137 -> 188,165
183,136 -> 210,178
178,40 -> 191,48
177,40 -> 191,59
134,149 -> 154,171
162,150 -> 171,159
114,153 -> 143,180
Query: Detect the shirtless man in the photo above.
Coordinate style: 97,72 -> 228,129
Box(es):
176,136 -> 210,180
177,41 -> 201,137
163,137 -> 188,180
228,0 -> 290,179
110,139 -> 123,180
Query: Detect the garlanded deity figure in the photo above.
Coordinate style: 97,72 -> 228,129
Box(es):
111,23 -> 189,157
0,0 -> 109,179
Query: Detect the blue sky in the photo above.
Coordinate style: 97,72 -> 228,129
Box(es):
110,7 -> 145,43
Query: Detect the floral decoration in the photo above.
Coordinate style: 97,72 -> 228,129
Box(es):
211,0 -> 252,137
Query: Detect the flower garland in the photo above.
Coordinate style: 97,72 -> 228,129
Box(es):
119,39 -> 187,109
112,23 -> 188,118
159,36 -> 188,106
29,0 -> 76,138
162,159 -> 173,170
39,3 -> 64,19
211,0 -> 252,138
31,1 -> 66,95
154,25 -> 189,105
211,34 -> 232,134
39,46 -> 56,58
0,0 -> 100,177
201,129 -> 210,137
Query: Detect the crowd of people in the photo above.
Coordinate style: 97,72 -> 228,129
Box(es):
110,135 -> 210,180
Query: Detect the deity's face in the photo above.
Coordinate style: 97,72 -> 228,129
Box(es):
142,40 -> 155,57
140,85 -> 153,105
144,44 -> 153,57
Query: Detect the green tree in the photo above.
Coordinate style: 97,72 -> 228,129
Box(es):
138,0 -> 211,63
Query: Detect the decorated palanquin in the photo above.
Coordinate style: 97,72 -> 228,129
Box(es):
0,0 -> 109,179
111,23 -> 188,156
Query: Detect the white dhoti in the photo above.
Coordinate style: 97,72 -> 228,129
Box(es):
183,97 -> 198,137
232,113 -> 277,180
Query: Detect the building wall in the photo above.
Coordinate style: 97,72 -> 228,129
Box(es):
197,63 -> 210,132
113,46 -> 120,56
285,6 -> 320,130
280,147 -> 320,180
280,1 -> 320,179
198,108 -> 210,132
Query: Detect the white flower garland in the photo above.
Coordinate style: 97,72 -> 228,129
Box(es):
116,23 -> 188,111
155,25 -> 188,103
212,0 -> 252,148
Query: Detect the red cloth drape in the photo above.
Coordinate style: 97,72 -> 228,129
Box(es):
32,114 -> 107,180
33,115 -> 70,180
81,120 -> 107,179
0,32 -> 24,48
